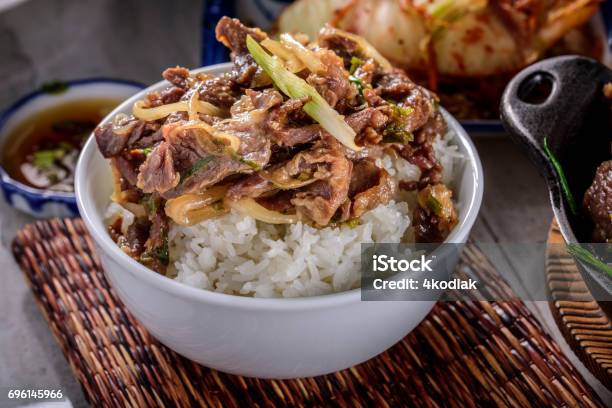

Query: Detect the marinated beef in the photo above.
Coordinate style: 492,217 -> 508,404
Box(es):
416,111 -> 447,143
256,190 -> 295,213
346,107 -> 388,135
95,17 -> 460,271
216,16 -> 267,86
112,156 -> 140,187
306,50 -> 358,110
374,69 -> 437,133
266,97 -> 321,147
129,126 -> 164,149
228,139 -> 354,226
349,159 -> 396,218
198,74 -> 242,108
144,86 -> 185,107
413,184 -> 458,243
267,105 -> 388,148
398,142 -> 443,190
138,124 -> 247,199
138,88 -> 284,198
95,117 -> 141,158
94,115 -> 164,158
317,30 -> 359,66
215,117 -> 271,168
163,156 -> 245,199
137,143 -> 180,193
583,160 -> 612,243
290,139 -> 353,226
162,67 -> 190,89
226,172 -> 274,201
122,218 -> 150,257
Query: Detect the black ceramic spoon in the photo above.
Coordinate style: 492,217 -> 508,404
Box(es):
500,55 -> 612,306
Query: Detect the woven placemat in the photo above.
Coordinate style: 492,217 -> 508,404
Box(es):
546,220 -> 612,390
11,218 -> 605,407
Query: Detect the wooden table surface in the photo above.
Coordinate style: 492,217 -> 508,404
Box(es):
0,1 -> 610,406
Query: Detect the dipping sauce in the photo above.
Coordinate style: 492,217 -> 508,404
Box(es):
2,98 -> 119,192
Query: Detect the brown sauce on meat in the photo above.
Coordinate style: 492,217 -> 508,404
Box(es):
2,98 -> 119,191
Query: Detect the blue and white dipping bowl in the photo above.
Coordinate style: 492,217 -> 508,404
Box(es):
0,79 -> 143,218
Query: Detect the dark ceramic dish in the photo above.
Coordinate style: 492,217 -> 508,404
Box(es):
500,55 -> 612,313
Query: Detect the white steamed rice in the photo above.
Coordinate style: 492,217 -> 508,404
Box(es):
106,132 -> 462,298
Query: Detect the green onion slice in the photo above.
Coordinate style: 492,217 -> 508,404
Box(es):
543,137 -> 578,215
568,244 -> 612,278
246,35 -> 360,151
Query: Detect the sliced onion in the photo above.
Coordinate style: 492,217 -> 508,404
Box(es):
261,38 -> 296,62
261,171 -> 316,189
229,197 -> 300,224
196,100 -> 225,117
318,26 -> 392,70
280,33 -> 325,73
269,178 -> 316,189
187,90 -> 199,121
165,185 -> 229,226
110,162 -> 123,203
261,38 -> 305,73
169,120 -> 241,152
132,100 -> 224,121
122,202 -> 147,218
109,162 -> 148,219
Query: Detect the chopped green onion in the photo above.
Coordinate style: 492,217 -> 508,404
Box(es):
183,156 -> 214,180
543,137 -> 578,215
142,147 -> 153,156
140,224 -> 169,265
153,242 -> 169,264
239,157 -> 262,170
568,244 -> 612,278
382,103 -> 414,144
349,56 -> 363,75
32,148 -> 66,168
383,125 -> 413,144
342,218 -> 360,229
141,242 -> 169,265
426,195 -> 443,216
391,103 -> 414,118
246,35 -> 360,151
349,75 -> 365,96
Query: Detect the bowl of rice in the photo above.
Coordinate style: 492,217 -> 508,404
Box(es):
76,18 -> 483,378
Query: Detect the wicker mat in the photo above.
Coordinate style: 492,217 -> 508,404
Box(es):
546,220 -> 612,390
11,218 -> 604,408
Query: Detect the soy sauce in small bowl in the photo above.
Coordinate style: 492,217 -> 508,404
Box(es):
0,79 -> 144,217
3,98 -> 117,192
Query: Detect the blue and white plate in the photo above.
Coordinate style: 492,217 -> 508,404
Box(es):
0,78 -> 144,218
201,0 -> 612,135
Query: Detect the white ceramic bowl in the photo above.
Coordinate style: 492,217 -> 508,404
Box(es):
75,63 -> 483,379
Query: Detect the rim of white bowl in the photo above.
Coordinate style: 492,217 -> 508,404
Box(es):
0,78 -> 145,199
75,63 -> 484,311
